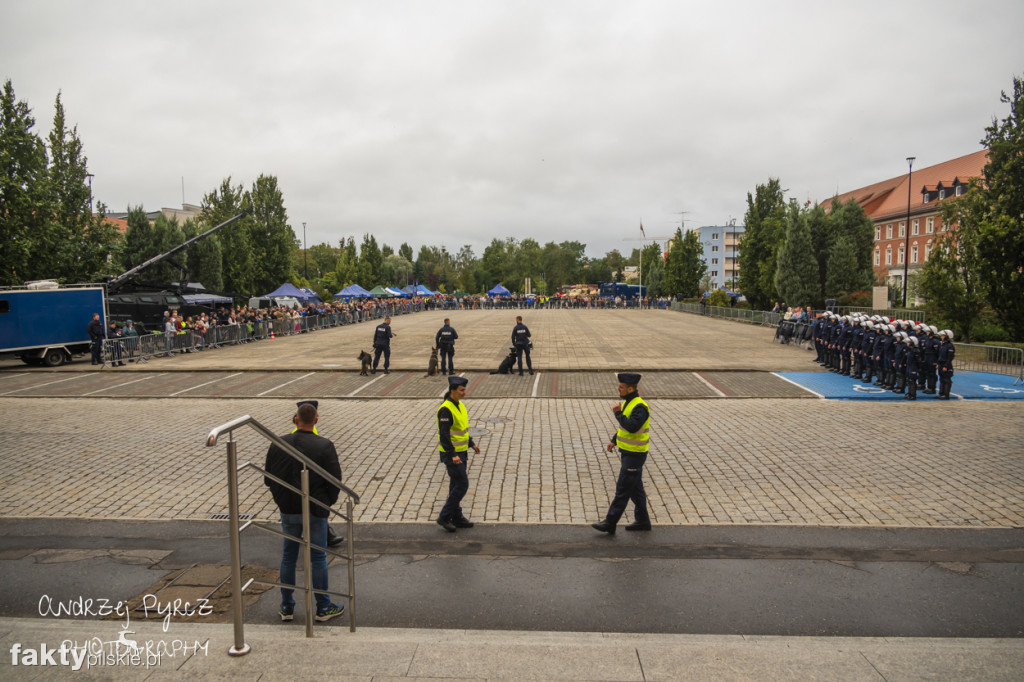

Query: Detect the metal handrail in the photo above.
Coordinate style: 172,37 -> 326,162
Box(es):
206,415 -> 360,656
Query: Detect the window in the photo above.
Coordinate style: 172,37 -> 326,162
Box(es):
939,189 -> 946,200
925,241 -> 933,261
0,299 -> 8,314
926,217 -> 934,234
886,224 -> 893,239
899,222 -> 906,238
911,245 -> 918,263
955,185 -> 963,197
711,270 -> 718,277
874,249 -> 880,266
711,258 -> 718,265
875,226 -> 880,240
898,247 -> 905,265
711,233 -> 719,240
711,245 -> 718,252
912,219 -> 919,235
886,247 -> 892,265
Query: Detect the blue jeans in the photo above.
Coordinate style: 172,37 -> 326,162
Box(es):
279,513 -> 331,611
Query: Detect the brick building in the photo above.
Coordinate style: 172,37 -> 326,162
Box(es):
821,149 -> 988,297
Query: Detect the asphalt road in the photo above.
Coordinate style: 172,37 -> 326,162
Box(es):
3,520 -> 1022,638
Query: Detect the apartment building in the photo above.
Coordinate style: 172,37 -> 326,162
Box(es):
694,221 -> 744,290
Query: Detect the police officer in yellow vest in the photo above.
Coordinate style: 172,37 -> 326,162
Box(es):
436,376 -> 481,532
592,373 -> 651,534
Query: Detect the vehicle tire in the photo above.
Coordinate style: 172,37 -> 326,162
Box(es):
43,348 -> 67,367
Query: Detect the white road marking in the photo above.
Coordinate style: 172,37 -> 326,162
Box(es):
531,372 -> 541,397
169,372 -> 243,396
0,373 -> 92,396
772,372 -> 825,399
258,372 -> 315,396
348,374 -> 386,397
81,374 -> 160,396
694,372 -> 727,397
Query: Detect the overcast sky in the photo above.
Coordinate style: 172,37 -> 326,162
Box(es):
2,1 -> 1021,259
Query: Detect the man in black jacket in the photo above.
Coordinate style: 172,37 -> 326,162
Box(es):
87,313 -> 104,365
372,317 -> 395,374
435,318 -> 458,375
264,402 -> 345,622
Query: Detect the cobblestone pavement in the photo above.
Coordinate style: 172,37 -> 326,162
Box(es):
2,397 -> 1021,528
0,308 -> 814,372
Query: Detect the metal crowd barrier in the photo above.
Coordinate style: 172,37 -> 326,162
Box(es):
101,333 -> 160,366
953,343 -> 1024,384
206,415 -> 360,654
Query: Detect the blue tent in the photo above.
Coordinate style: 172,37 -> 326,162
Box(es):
488,284 -> 511,296
265,282 -> 321,305
333,284 -> 373,298
414,284 -> 435,296
385,286 -> 408,297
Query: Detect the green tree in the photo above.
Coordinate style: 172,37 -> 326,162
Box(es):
739,178 -> 787,309
398,242 -> 414,263
120,205 -> 157,271
827,198 -> 875,292
44,92 -> 95,281
247,174 -> 296,293
824,233 -> 860,299
384,253 -> 413,287
202,178 -> 252,294
358,233 -> 383,286
773,202 -> 819,307
604,249 -> 625,282
917,185 -> 988,342
150,214 -> 185,283
976,74 -> 1024,341
662,228 -> 706,298
0,80 -> 51,285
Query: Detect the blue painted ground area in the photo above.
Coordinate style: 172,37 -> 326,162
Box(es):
775,371 -> 1024,401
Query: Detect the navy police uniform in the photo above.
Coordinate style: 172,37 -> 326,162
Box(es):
436,376 -> 479,531
511,318 -> 533,375
372,319 -> 394,373
592,373 -> 651,534
435,321 -> 458,375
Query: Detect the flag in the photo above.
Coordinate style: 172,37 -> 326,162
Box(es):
640,222 -> 646,239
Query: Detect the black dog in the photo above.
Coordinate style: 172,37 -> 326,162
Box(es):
490,347 -> 516,375
358,350 -> 372,376
426,347 -> 440,377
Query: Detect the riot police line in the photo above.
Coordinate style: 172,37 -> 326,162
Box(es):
806,313 -> 956,400
98,300 -> 424,367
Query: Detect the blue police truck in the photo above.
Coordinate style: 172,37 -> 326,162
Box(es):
0,283 -> 106,367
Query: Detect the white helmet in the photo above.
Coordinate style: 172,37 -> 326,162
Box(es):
865,321 -> 874,330
888,324 -> 897,333
907,336 -> 918,346
882,316 -> 891,324
941,329 -> 955,341
929,325 -> 939,334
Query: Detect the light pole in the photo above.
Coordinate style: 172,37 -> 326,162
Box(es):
902,157 -> 915,307
302,222 -> 307,281
86,173 -> 94,213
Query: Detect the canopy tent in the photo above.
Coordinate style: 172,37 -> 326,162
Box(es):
401,285 -> 416,296
413,284 -> 435,296
369,285 -> 394,297
265,282 -> 321,305
333,284 -> 373,298
385,286 -> 407,297
298,287 -> 323,303
488,284 -> 511,296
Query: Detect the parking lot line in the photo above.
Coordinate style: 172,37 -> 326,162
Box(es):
168,372 -> 242,397
257,372 -> 316,396
0,373 -> 92,396
80,374 -> 160,396
694,372 -> 728,397
348,374 -> 385,397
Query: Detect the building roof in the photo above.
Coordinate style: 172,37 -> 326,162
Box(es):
820,149 -> 989,221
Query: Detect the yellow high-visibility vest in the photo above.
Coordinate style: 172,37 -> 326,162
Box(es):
616,395 -> 650,453
437,399 -> 469,453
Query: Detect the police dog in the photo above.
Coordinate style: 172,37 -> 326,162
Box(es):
490,347 -> 516,375
426,347 -> 440,377
358,350 -> 373,376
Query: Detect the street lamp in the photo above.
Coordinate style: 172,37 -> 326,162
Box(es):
902,157 -> 915,307
302,222 -> 307,280
86,173 -> 94,213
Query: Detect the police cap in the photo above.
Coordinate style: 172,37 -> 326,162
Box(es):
296,400 -> 319,410
617,372 -> 642,385
448,376 -> 469,388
